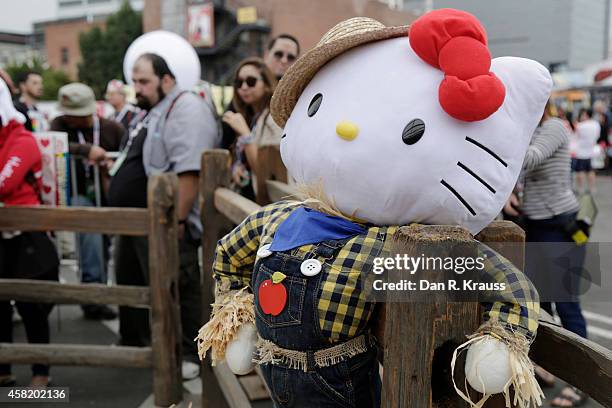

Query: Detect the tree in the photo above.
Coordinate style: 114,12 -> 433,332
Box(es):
78,1 -> 142,98
4,58 -> 71,101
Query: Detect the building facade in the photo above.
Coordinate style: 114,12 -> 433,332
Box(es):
33,0 -> 144,80
143,0 -> 416,82
36,18 -> 106,79
57,0 -> 143,20
0,32 -> 41,67
405,0 -> 611,71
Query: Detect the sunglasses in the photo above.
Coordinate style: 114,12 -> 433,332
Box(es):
235,76 -> 261,89
273,50 -> 297,62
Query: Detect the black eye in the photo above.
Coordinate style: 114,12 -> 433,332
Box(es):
402,119 -> 425,145
308,93 -> 323,117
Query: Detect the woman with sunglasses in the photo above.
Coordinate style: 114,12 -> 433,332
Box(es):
222,57 -> 278,200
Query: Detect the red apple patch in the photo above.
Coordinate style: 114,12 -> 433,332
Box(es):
258,272 -> 287,316
40,138 -> 50,147
42,185 -> 52,194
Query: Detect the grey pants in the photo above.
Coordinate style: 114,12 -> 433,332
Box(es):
115,233 -> 201,361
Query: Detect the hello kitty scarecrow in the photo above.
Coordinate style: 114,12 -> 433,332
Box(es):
196,8 -> 551,408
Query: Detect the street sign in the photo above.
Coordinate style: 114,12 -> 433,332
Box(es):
237,6 -> 257,25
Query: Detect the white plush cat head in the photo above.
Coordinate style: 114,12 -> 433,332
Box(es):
272,9 -> 552,233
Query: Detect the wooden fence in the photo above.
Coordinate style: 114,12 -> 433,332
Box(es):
0,173 -> 183,407
199,149 -> 612,408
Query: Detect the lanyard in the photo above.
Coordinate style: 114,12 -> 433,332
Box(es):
114,105 -> 130,124
108,114 -> 150,177
123,115 -> 149,152
77,115 -> 100,179
77,115 -> 100,146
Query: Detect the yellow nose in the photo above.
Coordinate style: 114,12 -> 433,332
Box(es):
336,121 -> 359,141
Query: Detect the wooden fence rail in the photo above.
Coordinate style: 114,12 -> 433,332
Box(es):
532,322 -> 612,407
0,279 -> 150,307
200,149 -> 612,408
0,173 -> 182,407
0,206 -> 148,236
0,344 -> 153,368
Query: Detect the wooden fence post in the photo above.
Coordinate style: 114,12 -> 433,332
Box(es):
381,225 -> 480,408
200,149 -> 232,408
148,173 -> 182,406
475,220 -> 525,271
475,220 -> 525,408
255,145 -> 287,206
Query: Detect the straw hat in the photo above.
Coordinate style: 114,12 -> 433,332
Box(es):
270,17 -> 409,127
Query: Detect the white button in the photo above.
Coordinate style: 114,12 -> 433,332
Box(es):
300,259 -> 322,277
257,244 -> 272,258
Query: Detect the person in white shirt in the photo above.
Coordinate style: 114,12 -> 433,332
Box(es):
104,79 -> 138,131
574,108 -> 600,193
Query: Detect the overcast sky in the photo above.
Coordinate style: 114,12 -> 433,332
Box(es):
1,0 -> 612,39
0,0 -> 58,33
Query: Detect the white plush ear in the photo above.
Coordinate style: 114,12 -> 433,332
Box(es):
492,57 -> 553,136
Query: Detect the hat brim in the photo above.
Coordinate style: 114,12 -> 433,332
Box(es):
58,102 -> 97,117
270,25 -> 409,128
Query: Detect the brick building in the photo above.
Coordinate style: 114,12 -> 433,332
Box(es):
224,0 -> 415,52
32,0 -> 144,80
143,0 -> 416,82
36,18 -> 106,80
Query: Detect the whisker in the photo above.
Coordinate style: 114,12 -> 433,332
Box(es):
457,162 -> 496,194
440,179 -> 476,216
465,137 -> 508,167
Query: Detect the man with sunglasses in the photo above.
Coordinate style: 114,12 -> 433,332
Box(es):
264,34 -> 300,79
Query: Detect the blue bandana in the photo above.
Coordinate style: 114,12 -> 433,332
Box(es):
269,207 -> 366,252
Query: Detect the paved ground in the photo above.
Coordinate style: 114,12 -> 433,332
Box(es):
5,176 -> 612,407
10,305 -> 154,407
554,174 -> 612,408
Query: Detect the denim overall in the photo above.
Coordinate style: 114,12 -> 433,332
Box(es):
253,238 -> 382,408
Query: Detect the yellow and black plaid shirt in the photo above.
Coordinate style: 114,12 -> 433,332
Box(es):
213,201 -> 540,342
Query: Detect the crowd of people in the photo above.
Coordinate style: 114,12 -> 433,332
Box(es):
0,33 -> 300,387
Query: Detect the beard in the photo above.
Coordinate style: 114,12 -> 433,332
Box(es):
135,84 -> 166,111
135,94 -> 152,111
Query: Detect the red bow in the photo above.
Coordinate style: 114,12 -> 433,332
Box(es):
409,8 -> 505,122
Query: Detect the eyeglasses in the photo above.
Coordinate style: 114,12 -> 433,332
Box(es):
235,76 -> 260,89
273,50 -> 297,62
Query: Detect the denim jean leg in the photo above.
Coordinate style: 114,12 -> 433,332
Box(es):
555,302 -> 587,338
74,196 -> 105,284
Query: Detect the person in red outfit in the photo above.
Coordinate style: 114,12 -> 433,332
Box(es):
0,77 -> 59,388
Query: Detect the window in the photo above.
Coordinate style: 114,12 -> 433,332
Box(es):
61,47 -> 69,65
